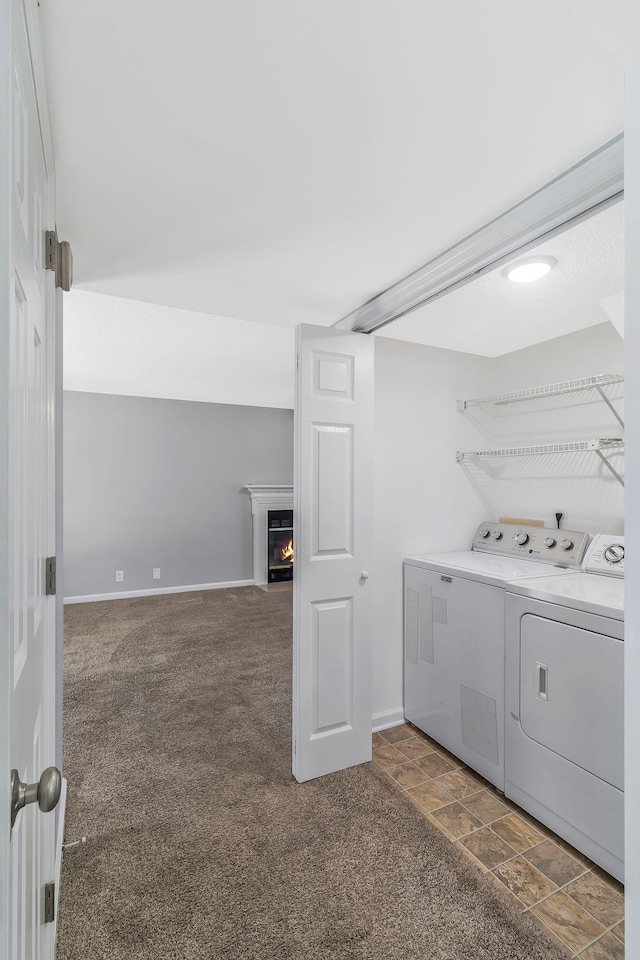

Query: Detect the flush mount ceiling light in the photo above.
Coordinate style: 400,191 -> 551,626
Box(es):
503,255 -> 558,283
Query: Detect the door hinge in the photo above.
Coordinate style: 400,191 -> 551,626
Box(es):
44,882 -> 55,923
45,557 -> 56,596
45,231 -> 57,272
45,230 -> 73,291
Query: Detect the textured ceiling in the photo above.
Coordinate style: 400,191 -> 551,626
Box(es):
377,201 -> 624,356
40,1 -> 640,332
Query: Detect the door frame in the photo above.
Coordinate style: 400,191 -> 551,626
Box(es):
624,59 -> 640,958
0,2 -> 13,949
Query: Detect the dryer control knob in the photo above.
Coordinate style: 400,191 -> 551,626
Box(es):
604,544 -> 625,563
491,531 -> 503,541
543,537 -> 556,548
479,528 -> 490,539
560,539 -> 574,551
514,532 -> 529,546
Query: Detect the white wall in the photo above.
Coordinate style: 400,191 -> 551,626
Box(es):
63,393 -> 293,599
373,338 -> 492,723
64,289 -> 295,409
471,322 -> 625,535
372,321 -> 625,721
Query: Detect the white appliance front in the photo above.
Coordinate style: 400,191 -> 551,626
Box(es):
405,563 -> 506,787
505,585 -> 624,881
403,523 -> 588,791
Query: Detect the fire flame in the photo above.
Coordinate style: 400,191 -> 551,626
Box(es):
281,538 -> 294,562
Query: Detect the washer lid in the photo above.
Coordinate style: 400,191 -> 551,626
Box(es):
404,551 -> 580,588
508,572 -> 624,620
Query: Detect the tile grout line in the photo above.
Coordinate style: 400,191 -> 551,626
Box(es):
524,911 -> 579,959
570,923 -> 625,957
519,867 -> 621,916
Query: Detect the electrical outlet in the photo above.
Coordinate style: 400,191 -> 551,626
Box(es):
115,570 -> 124,583
153,568 -> 161,580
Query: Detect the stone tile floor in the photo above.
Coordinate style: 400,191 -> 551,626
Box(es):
372,723 -> 624,959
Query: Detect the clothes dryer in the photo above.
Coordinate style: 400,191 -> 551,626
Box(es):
404,522 -> 589,790
505,535 -> 624,881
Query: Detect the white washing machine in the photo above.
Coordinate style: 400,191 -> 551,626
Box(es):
404,522 -> 589,790
505,535 -> 625,882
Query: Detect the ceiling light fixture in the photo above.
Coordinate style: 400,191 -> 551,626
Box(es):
503,255 -> 557,283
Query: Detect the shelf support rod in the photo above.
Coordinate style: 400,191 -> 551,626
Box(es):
594,449 -> 625,487
595,385 -> 625,428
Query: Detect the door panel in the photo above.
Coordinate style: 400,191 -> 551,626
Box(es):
293,324 -> 373,783
312,423 -> 353,556
312,598 -> 353,733
2,2 -> 58,958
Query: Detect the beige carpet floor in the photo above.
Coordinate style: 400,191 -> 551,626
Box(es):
59,587 -> 566,959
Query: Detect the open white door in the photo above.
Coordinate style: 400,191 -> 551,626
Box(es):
0,2 -> 61,958
625,58 -> 640,960
293,324 -> 374,783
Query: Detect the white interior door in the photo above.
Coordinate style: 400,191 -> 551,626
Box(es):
1,1 -> 59,958
293,324 -> 374,782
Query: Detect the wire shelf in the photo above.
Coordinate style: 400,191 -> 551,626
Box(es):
457,374 -> 624,410
456,438 -> 625,486
456,438 -> 623,460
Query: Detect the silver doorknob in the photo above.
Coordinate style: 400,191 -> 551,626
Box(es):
360,571 -> 369,580
11,766 -> 62,828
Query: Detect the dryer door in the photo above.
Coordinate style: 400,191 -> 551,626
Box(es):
520,614 -> 623,790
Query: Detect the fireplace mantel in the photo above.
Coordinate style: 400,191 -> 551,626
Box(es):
244,485 -> 293,585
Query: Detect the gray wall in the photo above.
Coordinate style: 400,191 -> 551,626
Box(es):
63,392 -> 293,598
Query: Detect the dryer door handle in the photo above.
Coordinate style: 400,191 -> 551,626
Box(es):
536,661 -> 548,701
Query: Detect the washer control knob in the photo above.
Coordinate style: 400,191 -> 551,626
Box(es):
479,528 -> 490,539
560,539 -> 574,551
491,531 -> 503,541
543,537 -> 556,548
514,532 -> 529,546
604,543 -> 625,564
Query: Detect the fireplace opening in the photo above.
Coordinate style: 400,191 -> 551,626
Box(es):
267,509 -> 294,583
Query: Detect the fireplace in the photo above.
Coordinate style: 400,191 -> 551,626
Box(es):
267,510 -> 294,583
244,485 -> 294,586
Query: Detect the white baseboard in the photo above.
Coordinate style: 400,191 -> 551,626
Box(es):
64,579 -> 254,604
372,707 -> 405,732
54,777 -> 67,932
